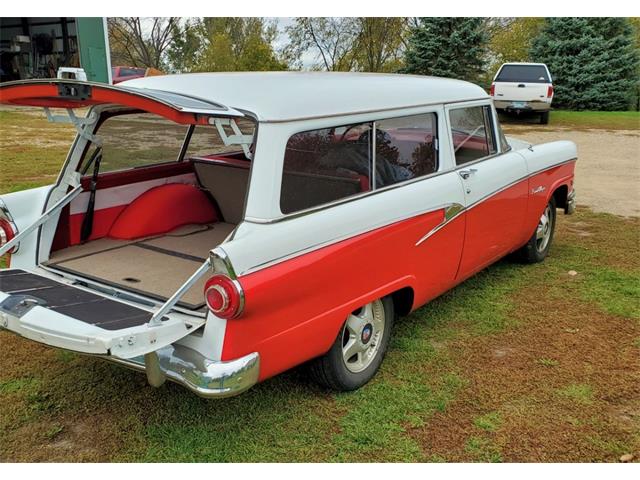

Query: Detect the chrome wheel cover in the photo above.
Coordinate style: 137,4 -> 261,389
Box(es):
535,205 -> 553,253
341,299 -> 385,373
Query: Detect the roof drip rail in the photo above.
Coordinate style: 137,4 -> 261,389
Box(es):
211,118 -> 254,160
44,107 -> 102,146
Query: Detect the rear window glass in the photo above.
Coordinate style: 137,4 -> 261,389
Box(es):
84,113 -> 189,173
281,122 -> 373,214
187,119 -> 255,159
495,65 -> 550,83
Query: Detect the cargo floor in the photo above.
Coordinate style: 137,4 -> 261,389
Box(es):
46,223 -> 235,310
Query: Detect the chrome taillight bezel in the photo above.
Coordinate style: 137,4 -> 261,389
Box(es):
0,198 -> 19,254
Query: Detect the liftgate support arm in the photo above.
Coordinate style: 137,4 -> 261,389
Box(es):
0,185 -> 83,257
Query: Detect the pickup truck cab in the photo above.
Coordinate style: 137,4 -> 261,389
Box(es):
0,73 -> 577,398
490,62 -> 554,124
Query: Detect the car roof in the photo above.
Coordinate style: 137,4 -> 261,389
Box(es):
120,72 -> 488,123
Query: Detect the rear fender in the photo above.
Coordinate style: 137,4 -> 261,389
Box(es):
1,186 -> 54,269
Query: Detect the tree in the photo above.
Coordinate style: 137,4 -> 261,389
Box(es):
351,18 -> 409,72
403,18 -> 489,83
531,18 -> 639,110
108,17 -> 176,69
489,17 -> 544,65
283,17 -> 410,72
176,17 -> 287,72
166,19 -> 202,73
284,18 -> 360,71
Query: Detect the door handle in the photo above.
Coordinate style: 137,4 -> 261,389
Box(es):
459,168 -> 477,180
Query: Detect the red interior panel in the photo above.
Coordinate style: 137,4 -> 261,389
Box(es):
108,183 -> 217,240
80,161 -> 194,190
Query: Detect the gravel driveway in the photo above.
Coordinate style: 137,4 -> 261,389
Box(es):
504,125 -> 640,217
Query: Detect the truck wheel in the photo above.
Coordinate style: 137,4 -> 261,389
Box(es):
540,111 -> 550,124
309,296 -> 394,391
517,196 -> 557,264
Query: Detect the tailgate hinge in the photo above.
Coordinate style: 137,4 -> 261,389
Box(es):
44,107 -> 102,146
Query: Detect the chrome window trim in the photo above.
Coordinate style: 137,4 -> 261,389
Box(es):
240,158 -> 577,275
246,155 -> 577,226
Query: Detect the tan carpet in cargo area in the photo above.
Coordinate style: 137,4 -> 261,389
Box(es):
48,223 -> 236,309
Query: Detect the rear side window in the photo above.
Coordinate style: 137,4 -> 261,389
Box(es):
495,65 -> 550,83
280,122 -> 373,214
449,105 -> 497,165
280,113 -> 440,214
375,113 -> 438,188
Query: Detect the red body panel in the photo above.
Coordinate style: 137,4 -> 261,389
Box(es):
457,181 -> 528,280
525,162 -> 576,239
221,164 -> 575,382
222,208 -> 465,380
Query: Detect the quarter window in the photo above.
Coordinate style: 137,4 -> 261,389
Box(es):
374,113 -> 438,188
280,122 -> 373,214
449,106 -> 497,165
280,113 -> 440,215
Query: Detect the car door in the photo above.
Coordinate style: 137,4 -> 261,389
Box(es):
445,102 -> 528,280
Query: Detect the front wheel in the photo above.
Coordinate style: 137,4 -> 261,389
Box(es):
309,296 -> 394,391
516,196 -> 557,263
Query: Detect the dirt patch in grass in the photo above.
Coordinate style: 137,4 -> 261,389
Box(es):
408,209 -> 640,462
410,291 -> 639,462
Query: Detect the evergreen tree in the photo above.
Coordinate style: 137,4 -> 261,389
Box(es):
531,18 -> 639,110
403,18 -> 489,82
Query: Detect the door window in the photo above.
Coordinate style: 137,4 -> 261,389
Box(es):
449,106 -> 497,165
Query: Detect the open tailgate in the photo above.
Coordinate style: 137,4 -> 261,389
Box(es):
0,78 -> 245,121
0,269 -> 205,359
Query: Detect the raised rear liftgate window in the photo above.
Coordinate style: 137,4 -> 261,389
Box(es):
280,112 -> 438,215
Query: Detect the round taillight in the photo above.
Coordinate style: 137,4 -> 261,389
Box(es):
0,218 -> 16,253
204,274 -> 242,319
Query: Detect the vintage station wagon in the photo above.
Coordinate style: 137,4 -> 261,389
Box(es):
0,73 -> 577,397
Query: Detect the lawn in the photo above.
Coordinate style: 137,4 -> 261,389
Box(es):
500,109 -> 640,130
0,107 -> 638,462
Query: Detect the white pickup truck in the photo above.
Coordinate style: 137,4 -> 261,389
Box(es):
490,62 -> 554,124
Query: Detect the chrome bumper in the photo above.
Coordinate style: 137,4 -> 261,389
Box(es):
565,189 -> 576,214
494,100 -> 551,112
109,344 -> 260,399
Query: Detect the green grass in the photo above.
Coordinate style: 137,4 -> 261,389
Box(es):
558,384 -> 594,404
473,412 -> 503,432
549,111 -> 640,130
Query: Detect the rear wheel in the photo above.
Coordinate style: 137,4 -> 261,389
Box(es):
540,111 -> 550,124
516,196 -> 556,263
309,296 -> 394,391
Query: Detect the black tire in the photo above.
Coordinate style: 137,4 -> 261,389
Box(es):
309,296 -> 394,392
540,111 -> 550,125
516,196 -> 557,264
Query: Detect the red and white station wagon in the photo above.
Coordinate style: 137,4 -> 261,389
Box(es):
0,73 -> 577,397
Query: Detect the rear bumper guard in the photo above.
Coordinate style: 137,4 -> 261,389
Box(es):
565,189 -> 576,215
110,344 -> 260,398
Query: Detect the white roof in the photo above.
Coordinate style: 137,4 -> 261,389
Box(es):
120,72 -> 488,123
